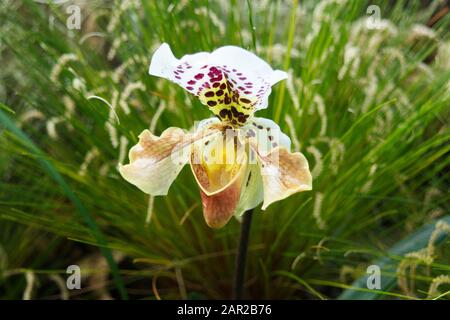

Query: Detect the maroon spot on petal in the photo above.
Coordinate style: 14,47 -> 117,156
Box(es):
238,86 -> 245,91
216,90 -> 224,96
244,91 -> 252,95
240,98 -> 251,104
220,83 -> 226,90
272,142 -> 278,147
195,73 -> 204,80
236,72 -> 242,76
205,91 -> 215,97
230,106 -> 239,117
213,82 -> 221,88
245,82 -> 253,85
187,80 -> 196,85
175,75 -> 181,79
186,86 -> 194,90
219,109 -> 230,119
239,77 -> 246,80
207,101 -> 217,107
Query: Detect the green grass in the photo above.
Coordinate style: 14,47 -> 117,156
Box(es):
0,0 -> 449,299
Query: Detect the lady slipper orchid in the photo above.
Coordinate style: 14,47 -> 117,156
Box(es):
119,43 -> 312,228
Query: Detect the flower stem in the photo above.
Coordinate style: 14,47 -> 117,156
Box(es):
232,209 -> 253,300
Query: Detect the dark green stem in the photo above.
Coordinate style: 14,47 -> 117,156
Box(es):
232,209 -> 253,300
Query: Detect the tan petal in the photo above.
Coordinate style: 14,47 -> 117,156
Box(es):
251,144 -> 312,210
190,132 -> 247,228
119,127 -> 216,195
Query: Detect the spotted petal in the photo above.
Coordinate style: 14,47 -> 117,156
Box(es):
241,117 -> 291,156
149,43 -> 287,125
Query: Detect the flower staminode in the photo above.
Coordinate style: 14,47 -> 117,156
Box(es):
119,43 -> 312,228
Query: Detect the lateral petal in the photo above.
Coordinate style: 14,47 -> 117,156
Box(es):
242,117 -> 292,156
119,127 -> 215,195
252,145 -> 312,210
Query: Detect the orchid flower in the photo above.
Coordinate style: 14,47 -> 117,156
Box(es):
119,43 -> 312,228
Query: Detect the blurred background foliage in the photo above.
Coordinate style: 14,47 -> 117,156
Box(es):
0,0 -> 449,299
